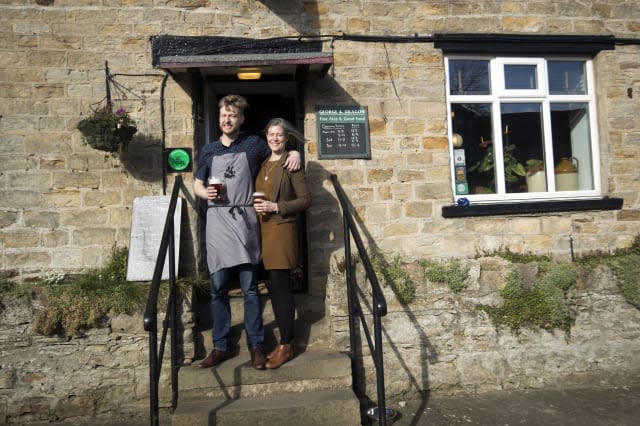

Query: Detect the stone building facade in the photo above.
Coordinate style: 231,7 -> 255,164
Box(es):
1,0 -> 638,288
1,0 -> 640,422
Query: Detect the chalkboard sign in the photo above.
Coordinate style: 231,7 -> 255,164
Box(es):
316,105 -> 371,159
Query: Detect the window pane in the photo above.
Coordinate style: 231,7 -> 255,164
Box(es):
550,103 -> 594,190
548,61 -> 586,94
504,65 -> 538,90
449,60 -> 490,95
500,103 -> 544,193
451,103 -> 494,194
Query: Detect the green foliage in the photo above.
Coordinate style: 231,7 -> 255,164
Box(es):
491,249 -> 552,264
609,254 -> 640,309
420,259 -> 469,293
371,251 -> 415,305
468,143 -> 526,190
32,247 -> 145,337
576,235 -> 640,309
77,105 -> 137,152
479,261 -> 578,333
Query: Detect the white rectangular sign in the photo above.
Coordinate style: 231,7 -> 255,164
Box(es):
126,195 -> 181,281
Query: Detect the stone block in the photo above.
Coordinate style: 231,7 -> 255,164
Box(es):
508,217 -> 542,235
52,172 -> 100,190
42,229 -> 69,247
0,230 -> 40,248
53,394 -> 95,420
42,189 -> 81,208
0,190 -> 42,209
0,210 -> 19,228
367,168 -> 394,183
60,209 -> 108,227
83,190 -> 122,208
51,248 -> 83,268
72,228 -> 116,245
24,210 -> 59,228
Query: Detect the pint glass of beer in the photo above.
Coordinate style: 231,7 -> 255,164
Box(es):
252,191 -> 266,215
208,176 -> 225,202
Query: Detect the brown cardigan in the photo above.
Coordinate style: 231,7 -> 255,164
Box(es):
262,152 -> 311,224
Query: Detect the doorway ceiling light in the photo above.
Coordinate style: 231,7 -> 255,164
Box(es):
237,68 -> 262,80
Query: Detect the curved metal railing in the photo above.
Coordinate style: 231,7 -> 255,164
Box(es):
143,175 -> 182,426
330,174 -> 390,425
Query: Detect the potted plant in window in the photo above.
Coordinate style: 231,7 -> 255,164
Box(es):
77,105 -> 137,152
468,137 -> 526,193
525,159 -> 546,192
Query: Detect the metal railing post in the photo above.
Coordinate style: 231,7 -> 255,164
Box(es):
330,174 -> 392,425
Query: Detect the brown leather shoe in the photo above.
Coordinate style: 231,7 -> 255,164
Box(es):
267,339 -> 295,360
249,346 -> 266,370
199,349 -> 231,368
265,343 -> 294,369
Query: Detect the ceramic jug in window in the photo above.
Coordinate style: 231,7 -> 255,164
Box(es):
555,157 -> 579,191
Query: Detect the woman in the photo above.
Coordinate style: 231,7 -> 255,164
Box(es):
253,118 -> 311,369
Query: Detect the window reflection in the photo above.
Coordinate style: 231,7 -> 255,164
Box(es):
449,60 -> 490,95
504,65 -> 538,90
548,61 -> 586,94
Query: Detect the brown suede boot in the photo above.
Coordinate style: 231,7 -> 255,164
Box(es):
265,343 -> 294,369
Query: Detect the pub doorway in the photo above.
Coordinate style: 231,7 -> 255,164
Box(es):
199,81 -> 309,294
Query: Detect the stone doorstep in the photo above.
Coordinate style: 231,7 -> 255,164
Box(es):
179,350 -> 353,399
175,293 -> 360,424
172,389 -> 361,426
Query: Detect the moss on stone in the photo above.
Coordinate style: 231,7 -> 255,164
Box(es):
420,259 -> 470,293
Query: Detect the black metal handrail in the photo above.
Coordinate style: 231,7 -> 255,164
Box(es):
330,174 -> 390,426
143,175 -> 183,426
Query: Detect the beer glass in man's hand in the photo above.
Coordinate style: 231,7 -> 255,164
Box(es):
208,176 -> 225,202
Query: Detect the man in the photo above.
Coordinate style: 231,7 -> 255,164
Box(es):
193,95 -> 300,370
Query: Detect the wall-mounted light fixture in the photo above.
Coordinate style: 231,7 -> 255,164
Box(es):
237,67 -> 261,80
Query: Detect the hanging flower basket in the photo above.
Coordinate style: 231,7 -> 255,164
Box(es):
77,106 -> 137,152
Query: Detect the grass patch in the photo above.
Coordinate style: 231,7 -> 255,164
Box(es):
32,246 -> 146,337
371,251 -> 416,305
420,259 -> 469,293
478,260 -> 578,334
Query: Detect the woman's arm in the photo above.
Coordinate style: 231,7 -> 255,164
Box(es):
275,170 -> 311,215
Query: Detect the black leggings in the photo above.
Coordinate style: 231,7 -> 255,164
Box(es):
265,269 -> 295,344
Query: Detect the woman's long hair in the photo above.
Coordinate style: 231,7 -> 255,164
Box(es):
264,117 -> 305,151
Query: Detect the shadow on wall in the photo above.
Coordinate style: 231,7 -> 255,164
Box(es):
119,133 -> 164,182
257,1 -> 321,34
302,74 -> 437,406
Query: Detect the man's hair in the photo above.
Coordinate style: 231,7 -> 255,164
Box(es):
218,94 -> 249,113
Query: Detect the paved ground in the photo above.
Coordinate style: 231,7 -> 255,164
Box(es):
28,384 -> 640,425
383,385 -> 640,426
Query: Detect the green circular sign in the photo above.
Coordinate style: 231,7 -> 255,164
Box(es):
167,149 -> 191,171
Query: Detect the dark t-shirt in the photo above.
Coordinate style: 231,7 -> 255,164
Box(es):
195,134 -> 270,273
195,133 -> 270,183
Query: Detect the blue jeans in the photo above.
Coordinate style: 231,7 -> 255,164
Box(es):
210,264 -> 264,351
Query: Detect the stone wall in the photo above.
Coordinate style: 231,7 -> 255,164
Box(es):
0,294 -> 170,424
326,252 -> 640,397
2,254 -> 639,423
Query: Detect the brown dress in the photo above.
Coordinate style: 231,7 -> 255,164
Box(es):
255,154 -> 311,270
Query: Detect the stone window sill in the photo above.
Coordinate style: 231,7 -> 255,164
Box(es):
441,197 -> 623,218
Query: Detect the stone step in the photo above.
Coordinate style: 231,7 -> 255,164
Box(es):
172,388 -> 361,426
179,350 -> 352,400
176,291 -> 361,425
